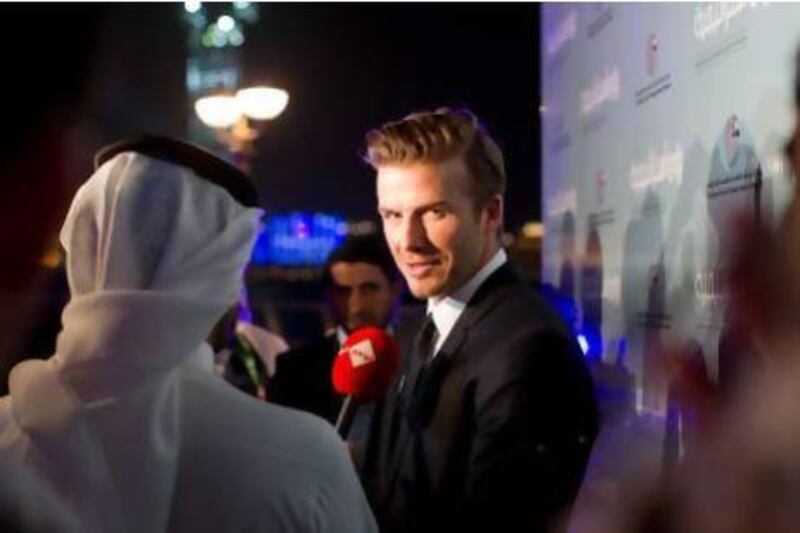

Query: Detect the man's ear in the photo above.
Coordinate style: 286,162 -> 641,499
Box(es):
483,194 -> 504,235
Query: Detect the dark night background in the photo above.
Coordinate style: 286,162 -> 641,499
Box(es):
85,3 -> 541,231
4,2 -> 543,384
5,2 -> 543,363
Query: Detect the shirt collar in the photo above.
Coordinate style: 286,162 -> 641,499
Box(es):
334,324 -> 396,347
336,326 -> 349,346
427,248 -> 507,351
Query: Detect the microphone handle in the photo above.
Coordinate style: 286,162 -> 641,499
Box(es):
335,395 -> 357,438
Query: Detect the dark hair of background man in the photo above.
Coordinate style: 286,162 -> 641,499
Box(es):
321,233 -> 400,289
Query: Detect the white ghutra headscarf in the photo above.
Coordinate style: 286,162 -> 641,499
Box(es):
0,146 -> 261,532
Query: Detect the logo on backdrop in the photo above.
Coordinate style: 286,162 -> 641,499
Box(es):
693,3 -> 766,71
705,114 -> 763,301
629,144 -> 684,191
581,67 -> 621,115
581,66 -> 620,135
589,169 -> 615,228
595,169 -> 607,206
546,10 -> 576,58
545,10 -> 576,73
636,32 -> 672,106
707,114 -> 762,203
646,33 -> 659,77
586,4 -> 614,40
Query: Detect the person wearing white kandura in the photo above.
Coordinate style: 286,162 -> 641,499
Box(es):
0,136 -> 378,533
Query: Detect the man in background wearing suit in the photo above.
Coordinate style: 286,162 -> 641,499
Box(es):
269,233 -> 403,423
365,108 -> 598,532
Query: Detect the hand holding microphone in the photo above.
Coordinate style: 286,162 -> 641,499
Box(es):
331,327 -> 400,437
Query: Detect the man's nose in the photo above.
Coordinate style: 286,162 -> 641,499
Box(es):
348,289 -> 366,313
397,216 -> 428,251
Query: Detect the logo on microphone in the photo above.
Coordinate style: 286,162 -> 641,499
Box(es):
347,339 -> 377,368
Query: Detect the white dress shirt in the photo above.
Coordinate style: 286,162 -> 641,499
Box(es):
427,248 -> 507,356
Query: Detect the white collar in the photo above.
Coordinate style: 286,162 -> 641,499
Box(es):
336,326 -> 349,346
427,248 -> 507,354
334,324 -> 395,346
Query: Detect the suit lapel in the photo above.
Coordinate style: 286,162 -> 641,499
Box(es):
382,263 -> 522,500
383,321 -> 438,495
448,262 -> 518,337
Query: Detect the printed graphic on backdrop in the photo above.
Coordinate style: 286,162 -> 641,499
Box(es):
541,3 -> 799,487
637,32 -> 672,106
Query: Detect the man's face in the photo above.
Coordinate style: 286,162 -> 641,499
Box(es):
376,158 -> 502,299
328,261 -> 398,332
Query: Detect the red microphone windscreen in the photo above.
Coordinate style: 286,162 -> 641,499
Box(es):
331,327 -> 400,401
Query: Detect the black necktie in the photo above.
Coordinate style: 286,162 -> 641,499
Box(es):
406,314 -> 446,431
414,313 -> 439,364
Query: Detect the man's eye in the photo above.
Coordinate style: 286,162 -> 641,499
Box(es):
428,208 -> 446,220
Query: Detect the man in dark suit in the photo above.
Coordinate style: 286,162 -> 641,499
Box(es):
364,108 -> 598,532
268,234 -> 406,438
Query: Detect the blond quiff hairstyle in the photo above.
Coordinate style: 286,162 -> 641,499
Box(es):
363,108 -> 506,210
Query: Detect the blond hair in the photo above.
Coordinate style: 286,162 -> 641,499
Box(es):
363,108 -> 506,209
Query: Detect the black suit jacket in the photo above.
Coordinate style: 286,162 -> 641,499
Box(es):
371,263 -> 598,533
268,333 -> 342,424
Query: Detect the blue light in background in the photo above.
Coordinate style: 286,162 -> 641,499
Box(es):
251,212 -> 348,266
577,325 -> 603,361
538,283 -> 602,359
577,334 -> 589,355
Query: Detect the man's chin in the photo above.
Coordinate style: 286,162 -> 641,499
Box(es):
407,281 -> 444,300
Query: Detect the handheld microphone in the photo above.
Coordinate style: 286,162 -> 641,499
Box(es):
331,327 -> 400,437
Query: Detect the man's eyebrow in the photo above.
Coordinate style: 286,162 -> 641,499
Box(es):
379,201 -> 450,213
420,201 -> 450,210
